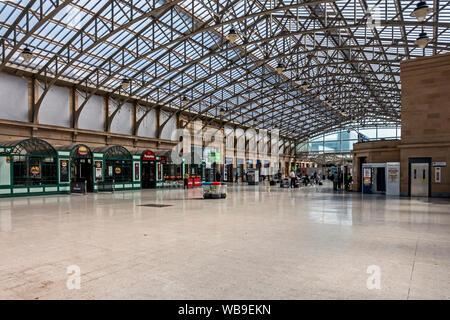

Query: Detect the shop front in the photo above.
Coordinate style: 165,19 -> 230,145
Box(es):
135,150 -> 163,189
56,144 -> 94,193
0,138 -> 70,197
156,150 -> 184,188
183,155 -> 204,188
362,162 -> 400,195
92,146 -> 141,191
224,157 -> 233,182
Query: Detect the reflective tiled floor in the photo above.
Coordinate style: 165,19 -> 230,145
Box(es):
0,183 -> 449,300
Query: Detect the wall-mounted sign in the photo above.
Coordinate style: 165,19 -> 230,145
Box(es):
433,162 -> 447,167
142,151 -> 156,161
115,167 -> 122,175
30,166 -> 41,177
95,161 -> 103,182
160,156 -> 168,165
208,152 -> 221,163
60,160 -> 69,182
77,146 -> 89,156
435,167 -> 442,183
157,163 -> 162,180
135,163 -> 140,181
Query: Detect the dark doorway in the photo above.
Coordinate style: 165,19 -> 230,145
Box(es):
142,160 -> 156,189
376,167 -> 386,192
72,158 -> 93,192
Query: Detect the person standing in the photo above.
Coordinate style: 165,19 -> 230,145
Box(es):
333,171 -> 339,190
215,170 -> 222,182
290,170 -> 296,188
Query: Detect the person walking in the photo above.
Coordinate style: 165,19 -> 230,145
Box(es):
338,170 -> 343,190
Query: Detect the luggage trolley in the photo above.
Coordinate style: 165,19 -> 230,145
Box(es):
203,182 -> 227,199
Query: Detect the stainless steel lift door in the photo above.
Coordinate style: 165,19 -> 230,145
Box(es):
411,163 -> 429,197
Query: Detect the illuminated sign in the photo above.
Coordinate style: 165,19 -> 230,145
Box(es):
77,146 -> 89,156
142,150 -> 156,161
30,166 -> 41,176
115,167 -> 122,174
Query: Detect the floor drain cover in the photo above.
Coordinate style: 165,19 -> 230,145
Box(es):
139,204 -> 172,208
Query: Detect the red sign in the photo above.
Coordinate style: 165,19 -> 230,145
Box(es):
187,178 -> 194,188
142,150 -> 156,161
194,178 -> 201,187
77,146 -> 89,156
115,167 -> 122,174
61,160 -> 68,167
160,156 -> 168,165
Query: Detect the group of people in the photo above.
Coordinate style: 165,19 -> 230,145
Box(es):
331,170 -> 353,191
289,170 -> 321,188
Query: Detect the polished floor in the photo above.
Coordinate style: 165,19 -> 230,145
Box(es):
0,182 -> 449,300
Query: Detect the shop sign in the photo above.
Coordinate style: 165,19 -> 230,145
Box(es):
208,152 -> 221,163
30,166 -> 41,176
115,167 -> 122,174
160,156 -> 168,165
77,146 -> 89,156
142,151 -> 156,161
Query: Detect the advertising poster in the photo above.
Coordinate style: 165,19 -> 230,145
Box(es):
60,160 -> 69,182
95,161 -> 103,181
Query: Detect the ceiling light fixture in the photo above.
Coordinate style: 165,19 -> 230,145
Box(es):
410,1 -> 433,22
415,32 -> 431,48
219,107 -> 225,116
276,62 -> 285,75
121,78 -> 130,89
226,28 -> 238,43
181,96 -> 189,105
301,81 -> 310,90
21,47 -> 33,62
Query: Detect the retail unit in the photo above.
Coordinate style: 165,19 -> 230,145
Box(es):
0,138 -> 70,197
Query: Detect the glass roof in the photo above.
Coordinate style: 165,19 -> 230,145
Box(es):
0,0 -> 449,141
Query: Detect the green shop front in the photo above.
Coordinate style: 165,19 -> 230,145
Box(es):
133,149 -> 164,189
56,144 -> 94,193
92,146 -> 141,191
0,138 -> 70,197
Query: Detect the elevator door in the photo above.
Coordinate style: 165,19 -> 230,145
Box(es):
411,163 -> 429,197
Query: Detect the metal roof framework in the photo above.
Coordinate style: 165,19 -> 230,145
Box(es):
0,0 -> 449,145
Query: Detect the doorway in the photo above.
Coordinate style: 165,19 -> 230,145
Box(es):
71,158 -> 93,192
142,160 -> 156,189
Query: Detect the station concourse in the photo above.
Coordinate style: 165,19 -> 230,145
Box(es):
0,0 -> 448,301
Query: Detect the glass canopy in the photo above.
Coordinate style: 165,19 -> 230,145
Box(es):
0,0 -> 448,141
